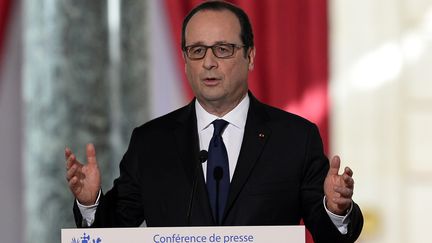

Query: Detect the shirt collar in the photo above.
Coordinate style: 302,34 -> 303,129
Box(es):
196,94 -> 250,131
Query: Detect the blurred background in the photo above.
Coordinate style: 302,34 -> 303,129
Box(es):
0,0 -> 431,243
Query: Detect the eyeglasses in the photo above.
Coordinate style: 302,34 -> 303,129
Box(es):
183,43 -> 245,60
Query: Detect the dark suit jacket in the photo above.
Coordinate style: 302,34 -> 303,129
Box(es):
74,93 -> 363,243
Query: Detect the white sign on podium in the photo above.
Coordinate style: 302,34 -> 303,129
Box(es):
62,225 -> 305,243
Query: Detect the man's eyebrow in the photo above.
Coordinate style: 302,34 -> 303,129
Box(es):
185,40 -> 231,46
186,41 -> 205,46
214,41 -> 230,45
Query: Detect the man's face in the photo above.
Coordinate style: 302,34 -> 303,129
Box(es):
184,10 -> 255,110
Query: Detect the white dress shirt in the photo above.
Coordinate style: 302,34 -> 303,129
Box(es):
195,94 -> 249,181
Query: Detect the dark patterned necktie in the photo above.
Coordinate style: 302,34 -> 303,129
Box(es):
206,119 -> 230,224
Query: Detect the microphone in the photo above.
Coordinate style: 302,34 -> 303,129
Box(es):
213,166 -> 223,225
186,150 -> 208,225
198,150 -> 208,164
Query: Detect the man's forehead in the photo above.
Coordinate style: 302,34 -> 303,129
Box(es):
188,9 -> 238,23
185,10 -> 241,44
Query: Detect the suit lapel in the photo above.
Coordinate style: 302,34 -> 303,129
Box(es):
223,95 -> 272,220
173,102 -> 199,182
173,100 -> 214,225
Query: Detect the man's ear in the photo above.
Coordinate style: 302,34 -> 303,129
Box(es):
248,47 -> 256,71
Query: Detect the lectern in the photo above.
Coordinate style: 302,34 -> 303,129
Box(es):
62,225 -> 305,243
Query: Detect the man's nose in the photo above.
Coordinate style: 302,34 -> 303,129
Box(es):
202,48 -> 218,70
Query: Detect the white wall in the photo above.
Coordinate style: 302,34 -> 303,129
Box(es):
330,1 -> 432,242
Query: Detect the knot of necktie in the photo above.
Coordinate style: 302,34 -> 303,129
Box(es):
212,119 -> 229,136
212,120 -> 228,147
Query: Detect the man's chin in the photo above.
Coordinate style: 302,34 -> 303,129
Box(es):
200,94 -> 225,103
198,89 -> 226,101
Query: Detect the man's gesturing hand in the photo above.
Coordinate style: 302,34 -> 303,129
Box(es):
324,155 -> 354,215
65,143 -> 101,206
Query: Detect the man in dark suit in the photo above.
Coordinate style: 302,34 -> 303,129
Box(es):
66,1 -> 363,242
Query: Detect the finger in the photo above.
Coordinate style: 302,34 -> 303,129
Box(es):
68,175 -> 78,187
65,147 -> 72,160
86,143 -> 98,165
334,186 -> 353,198
67,163 -> 85,181
68,176 -> 82,195
66,163 -> 79,181
343,174 -> 355,188
66,153 -> 77,170
328,155 -> 341,176
344,166 -> 353,177
332,197 -> 352,206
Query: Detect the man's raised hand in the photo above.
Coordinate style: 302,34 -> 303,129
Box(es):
65,143 -> 101,205
324,155 -> 355,215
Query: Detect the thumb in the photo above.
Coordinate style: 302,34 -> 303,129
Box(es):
328,155 -> 341,176
86,143 -> 98,165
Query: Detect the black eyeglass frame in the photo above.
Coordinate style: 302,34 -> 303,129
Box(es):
183,43 -> 245,60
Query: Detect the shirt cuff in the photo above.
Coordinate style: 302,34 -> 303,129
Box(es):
323,196 -> 353,234
76,190 -> 101,227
